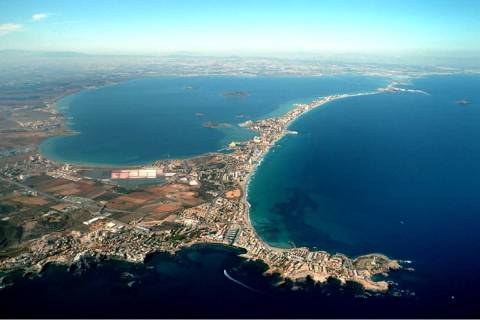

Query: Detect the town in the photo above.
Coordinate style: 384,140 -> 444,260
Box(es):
0,88 -> 401,292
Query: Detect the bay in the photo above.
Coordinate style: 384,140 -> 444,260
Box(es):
6,74 -> 480,317
40,76 -> 387,166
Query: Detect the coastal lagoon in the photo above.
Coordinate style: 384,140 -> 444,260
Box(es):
40,76 -> 387,166
5,74 -> 480,317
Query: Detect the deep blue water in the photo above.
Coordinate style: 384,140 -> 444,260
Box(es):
2,245 -> 477,318
3,74 -> 480,317
249,74 -> 480,314
40,76 -> 387,166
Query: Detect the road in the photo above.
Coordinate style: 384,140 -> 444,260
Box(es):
2,176 -> 166,235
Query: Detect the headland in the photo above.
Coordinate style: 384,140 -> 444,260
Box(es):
0,85 -> 404,293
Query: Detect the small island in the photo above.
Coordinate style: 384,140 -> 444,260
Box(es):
221,91 -> 250,97
0,85 -> 405,294
203,121 -> 232,129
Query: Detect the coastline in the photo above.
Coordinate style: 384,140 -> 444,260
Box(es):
37,75 -> 392,168
1,81 -> 407,293
38,79 -> 162,168
228,88 -> 404,291
27,89 -> 84,157
38,82 -> 257,168
240,90 -> 381,252
4,69 -> 480,319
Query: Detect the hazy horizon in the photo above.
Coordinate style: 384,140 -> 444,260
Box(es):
1,0 -> 479,59
1,49 -> 479,70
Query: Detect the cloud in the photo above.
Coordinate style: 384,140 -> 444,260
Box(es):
32,13 -> 48,21
0,23 -> 23,36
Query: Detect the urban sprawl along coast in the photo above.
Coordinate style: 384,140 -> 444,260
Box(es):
0,86 -> 408,292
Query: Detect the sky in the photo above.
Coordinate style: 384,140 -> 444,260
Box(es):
0,0 -> 479,56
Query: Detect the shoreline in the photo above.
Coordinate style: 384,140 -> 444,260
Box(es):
38,83 -> 257,168
2,80 -> 408,293
36,74 -> 394,168
240,90 -> 381,253
226,88 -> 404,291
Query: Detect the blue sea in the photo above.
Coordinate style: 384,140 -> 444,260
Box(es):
3,74 -> 480,317
248,74 -> 480,316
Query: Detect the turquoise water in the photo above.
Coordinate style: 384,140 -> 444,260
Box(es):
249,74 -> 480,302
4,74 -> 480,317
40,76 -> 388,166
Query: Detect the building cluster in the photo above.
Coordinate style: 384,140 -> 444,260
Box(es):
16,118 -> 62,132
0,153 -> 60,180
0,146 -> 35,160
0,91 -> 399,292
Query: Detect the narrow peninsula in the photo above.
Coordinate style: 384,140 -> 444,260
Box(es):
0,87 -> 403,293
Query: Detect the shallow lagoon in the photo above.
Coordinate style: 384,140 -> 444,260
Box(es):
40,76 -> 387,166
5,74 -> 480,317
